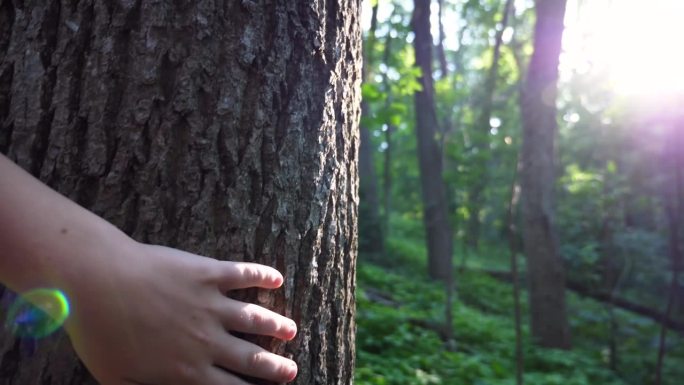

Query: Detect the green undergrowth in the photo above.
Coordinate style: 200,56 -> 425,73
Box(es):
355,248 -> 684,385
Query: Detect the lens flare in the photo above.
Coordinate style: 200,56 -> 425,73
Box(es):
4,288 -> 70,338
562,0 -> 684,98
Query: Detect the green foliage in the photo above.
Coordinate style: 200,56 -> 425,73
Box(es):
356,0 -> 684,382
457,271 -> 525,317
355,255 -> 666,385
356,248 -> 684,385
356,215 -> 684,385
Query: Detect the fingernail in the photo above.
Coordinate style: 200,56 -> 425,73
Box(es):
273,274 -> 283,286
288,322 -> 298,339
288,361 -> 298,381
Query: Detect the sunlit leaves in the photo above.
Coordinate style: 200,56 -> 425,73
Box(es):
362,83 -> 384,103
393,66 -> 422,95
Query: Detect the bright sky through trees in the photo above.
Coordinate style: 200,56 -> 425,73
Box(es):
363,0 -> 684,99
562,0 -> 684,98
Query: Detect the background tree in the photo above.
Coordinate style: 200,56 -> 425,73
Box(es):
519,0 -> 571,349
359,0 -> 384,255
0,1 -> 360,384
412,0 -> 453,281
654,113 -> 684,385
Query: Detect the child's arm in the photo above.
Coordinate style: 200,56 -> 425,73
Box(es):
0,154 -> 297,384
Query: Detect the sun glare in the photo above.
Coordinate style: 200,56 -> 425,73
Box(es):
562,0 -> 684,98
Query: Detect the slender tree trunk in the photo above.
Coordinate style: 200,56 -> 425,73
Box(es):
412,0 -> 453,281
436,0 -> 449,79
359,2 -> 383,254
600,168 -> 625,373
655,270 -> 679,385
434,0 -> 459,342
655,125 -> 684,385
359,123 -> 383,254
440,22 -> 467,139
519,0 -> 572,349
0,1 -> 360,384
504,154 -> 524,385
382,122 -> 393,240
413,0 -> 455,341
465,0 -> 513,250
381,33 -> 395,243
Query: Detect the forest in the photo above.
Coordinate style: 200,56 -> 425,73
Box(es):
354,0 -> 684,384
0,0 -> 683,384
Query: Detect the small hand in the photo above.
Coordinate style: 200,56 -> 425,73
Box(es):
64,242 -> 297,385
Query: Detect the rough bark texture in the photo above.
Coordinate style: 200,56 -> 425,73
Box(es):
0,1 -> 361,384
412,0 -> 453,281
519,0 -> 571,349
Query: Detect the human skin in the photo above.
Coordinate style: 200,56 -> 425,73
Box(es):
0,154 -> 298,385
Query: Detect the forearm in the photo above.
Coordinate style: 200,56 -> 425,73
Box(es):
0,154 -> 299,384
0,154 -> 130,294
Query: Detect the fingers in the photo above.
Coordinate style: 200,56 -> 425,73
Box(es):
120,367 -> 256,385
213,334 -> 298,384
204,366 -> 254,385
221,300 -> 297,341
214,262 -> 283,292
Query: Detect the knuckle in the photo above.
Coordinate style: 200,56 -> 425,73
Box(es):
241,265 -> 261,282
238,307 -> 257,330
195,261 -> 219,283
248,309 -> 266,330
246,351 -> 264,370
267,315 -> 282,334
171,361 -> 199,382
236,305 -> 283,334
190,328 -> 212,348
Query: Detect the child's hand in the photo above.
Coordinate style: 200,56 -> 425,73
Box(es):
64,242 -> 298,385
0,154 -> 295,383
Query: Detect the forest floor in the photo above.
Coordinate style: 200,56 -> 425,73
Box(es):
354,237 -> 684,385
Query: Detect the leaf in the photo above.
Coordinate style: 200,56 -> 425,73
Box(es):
362,83 -> 384,102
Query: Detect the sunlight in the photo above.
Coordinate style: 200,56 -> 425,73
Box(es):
562,0 -> 684,98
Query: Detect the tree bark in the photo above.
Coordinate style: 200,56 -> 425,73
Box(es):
519,0 -> 572,349
0,1 -> 360,384
412,0 -> 453,281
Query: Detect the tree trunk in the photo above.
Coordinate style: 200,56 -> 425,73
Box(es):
436,0 -> 448,79
655,123 -> 684,385
359,121 -> 383,254
381,33 -> 395,244
359,2 -> 383,255
504,154 -> 524,385
0,1 -> 360,384
412,0 -> 453,281
519,0 -> 572,349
